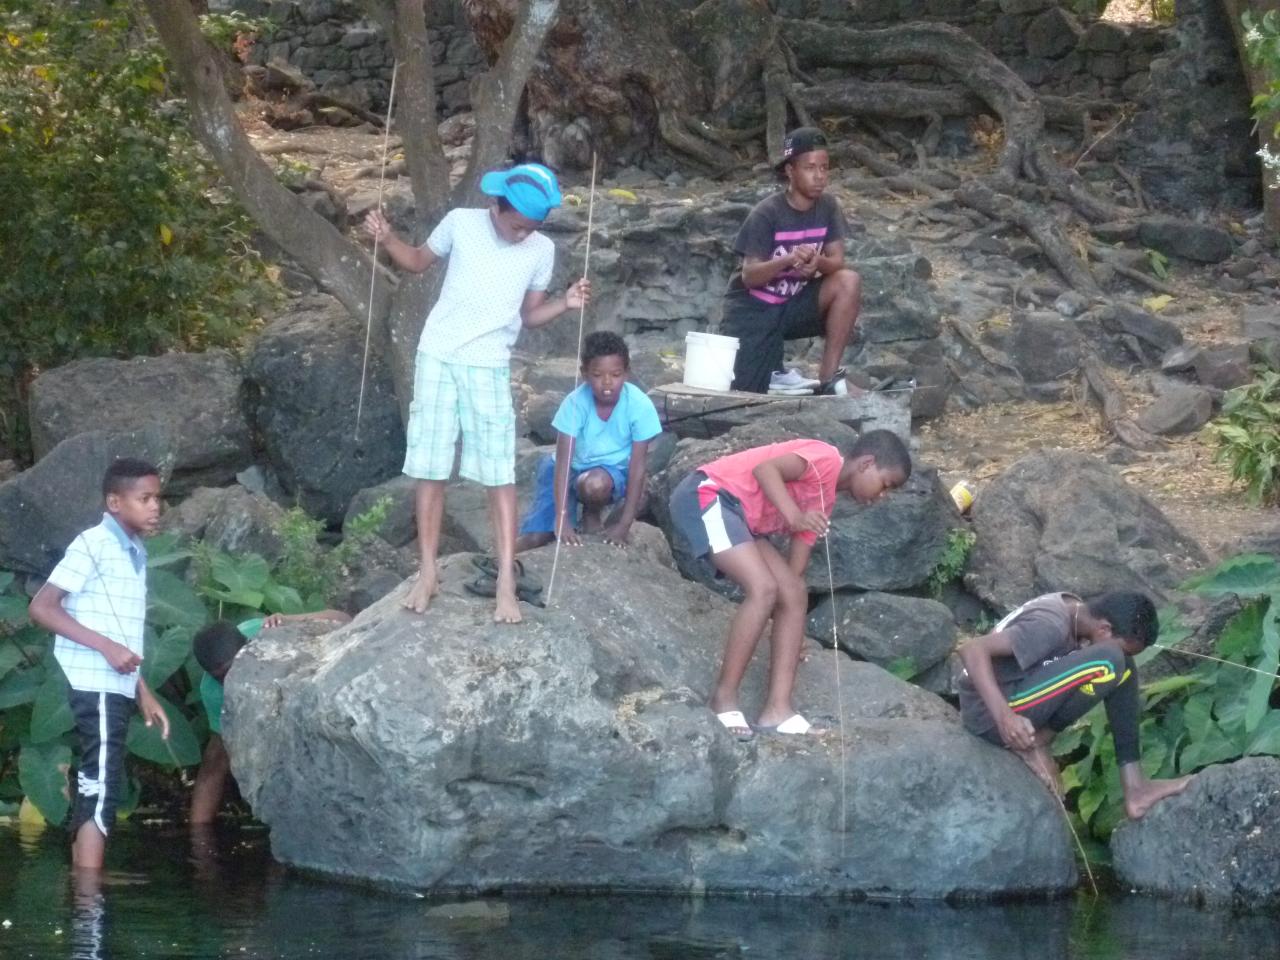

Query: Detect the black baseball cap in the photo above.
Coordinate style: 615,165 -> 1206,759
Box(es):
775,126 -> 829,171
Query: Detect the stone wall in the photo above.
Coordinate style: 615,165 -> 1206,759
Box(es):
223,0 -> 1169,113
215,0 -> 484,114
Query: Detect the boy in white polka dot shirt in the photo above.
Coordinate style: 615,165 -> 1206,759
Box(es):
365,164 -> 589,624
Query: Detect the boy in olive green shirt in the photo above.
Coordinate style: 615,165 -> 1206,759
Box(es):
190,610 -> 349,824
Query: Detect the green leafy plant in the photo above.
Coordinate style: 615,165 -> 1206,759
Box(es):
1057,555 -> 1280,839
274,498 -> 392,607
1243,10 -> 1280,193
926,527 -> 977,598
1209,371 -> 1280,504
0,1 -> 275,457
197,10 -> 273,55
1145,248 -> 1170,280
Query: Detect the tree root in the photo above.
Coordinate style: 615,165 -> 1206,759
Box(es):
1080,357 -> 1164,451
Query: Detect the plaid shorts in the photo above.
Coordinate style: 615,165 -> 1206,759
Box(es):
404,353 -> 516,487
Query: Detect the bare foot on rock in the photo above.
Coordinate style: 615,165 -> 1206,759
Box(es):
1125,774 -> 1193,819
493,577 -> 522,624
402,570 -> 438,614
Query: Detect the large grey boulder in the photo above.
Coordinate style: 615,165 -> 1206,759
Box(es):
247,296 -> 404,523
225,543 -> 1075,897
966,451 -> 1207,612
807,591 -> 957,676
0,429 -> 173,576
1112,758 -> 1280,909
28,351 -> 250,496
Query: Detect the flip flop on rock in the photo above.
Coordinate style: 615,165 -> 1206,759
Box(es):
463,575 -> 546,608
471,555 -> 543,594
754,713 -> 822,735
715,710 -> 755,741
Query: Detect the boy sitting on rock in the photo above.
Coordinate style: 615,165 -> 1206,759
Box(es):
516,331 -> 663,551
668,430 -> 911,738
958,590 -> 1193,817
190,609 -> 350,824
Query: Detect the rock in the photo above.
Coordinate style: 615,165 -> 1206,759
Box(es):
157,485 -> 228,543
1241,304 -> 1280,343
0,429 -> 174,576
966,451 -> 1207,612
345,475 -> 417,548
331,534 -> 416,613
247,296 -> 404,523
28,351 -> 250,496
854,255 -> 941,343
998,0 -> 1050,13
1193,344 -> 1251,390
1136,381 -> 1214,436
1138,216 -> 1234,264
1112,758 -> 1280,909
806,591 -> 957,676
1250,339 -> 1280,372
440,481 -> 491,555
522,392 -> 564,444
1097,303 -> 1183,364
1053,291 -> 1089,318
1009,313 -> 1085,384
1160,344 -> 1202,373
1080,20 -> 1129,52
203,485 -> 288,560
1025,7 -> 1083,60
224,545 -> 1075,897
809,469 -> 961,592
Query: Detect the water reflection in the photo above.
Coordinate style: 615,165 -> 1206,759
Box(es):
1,822 -> 1278,960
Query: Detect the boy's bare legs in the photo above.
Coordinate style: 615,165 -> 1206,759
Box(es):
816,268 -> 861,383
487,483 -> 522,624
190,733 -> 230,825
404,479 -> 445,613
708,541 -> 780,734
71,821 -> 106,870
1121,762 -> 1192,818
753,540 -> 810,728
1013,727 -> 1062,797
576,468 -> 614,533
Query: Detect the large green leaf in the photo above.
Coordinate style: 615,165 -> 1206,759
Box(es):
1244,596 -> 1280,734
144,532 -> 193,569
1217,601 -> 1267,660
142,624 -> 193,691
18,742 -> 71,827
147,568 -> 208,630
203,586 -> 265,610
126,692 -> 201,767
1178,722 -> 1243,773
28,669 -> 73,744
262,582 -> 305,615
0,592 -> 29,627
0,663 -> 45,710
0,571 -> 13,592
210,551 -> 269,595
1182,554 -> 1280,597
0,641 -> 27,682
1246,712 -> 1280,757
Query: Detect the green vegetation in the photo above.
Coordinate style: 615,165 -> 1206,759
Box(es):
1209,370 -> 1280,505
1058,554 -> 1280,840
926,527 -> 977,599
0,498 -> 388,824
0,0 -> 275,457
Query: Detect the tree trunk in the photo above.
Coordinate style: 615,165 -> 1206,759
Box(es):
1220,0 -> 1280,232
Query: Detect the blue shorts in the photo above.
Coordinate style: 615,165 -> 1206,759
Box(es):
519,455 -> 627,535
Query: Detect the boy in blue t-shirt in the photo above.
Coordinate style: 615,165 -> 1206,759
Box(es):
517,332 -> 663,550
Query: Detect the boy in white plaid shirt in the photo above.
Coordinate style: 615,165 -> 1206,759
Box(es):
364,163 -> 589,624
29,458 -> 170,869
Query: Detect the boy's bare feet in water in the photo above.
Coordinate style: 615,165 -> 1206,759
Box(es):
402,570 -> 438,614
1122,764 -> 1193,819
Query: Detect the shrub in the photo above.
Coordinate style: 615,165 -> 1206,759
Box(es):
926,527 -> 976,599
0,0 -> 274,455
1209,371 -> 1280,504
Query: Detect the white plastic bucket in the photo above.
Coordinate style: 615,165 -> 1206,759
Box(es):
683,332 -> 739,392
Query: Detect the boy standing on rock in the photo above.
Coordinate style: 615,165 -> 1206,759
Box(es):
721,126 -> 862,396
29,458 -> 171,870
364,163 -> 589,624
958,590 -> 1193,817
668,430 -> 911,738
516,331 -> 663,551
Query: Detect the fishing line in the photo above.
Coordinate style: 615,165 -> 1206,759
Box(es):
816,481 -> 848,860
1150,643 -> 1280,681
545,152 -> 598,607
1057,794 -> 1099,898
355,59 -> 400,443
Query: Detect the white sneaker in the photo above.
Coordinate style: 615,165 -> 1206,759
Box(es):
769,368 -> 821,390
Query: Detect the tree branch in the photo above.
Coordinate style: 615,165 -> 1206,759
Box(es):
142,0 -> 390,323
463,0 -> 561,196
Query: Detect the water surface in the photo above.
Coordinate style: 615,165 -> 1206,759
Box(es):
0,823 -> 1274,959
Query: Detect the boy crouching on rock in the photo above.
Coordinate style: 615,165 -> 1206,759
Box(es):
516,331 -> 663,551
668,431 -> 911,739
958,590 -> 1193,817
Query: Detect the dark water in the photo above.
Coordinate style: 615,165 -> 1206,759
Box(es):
0,823 -> 1277,960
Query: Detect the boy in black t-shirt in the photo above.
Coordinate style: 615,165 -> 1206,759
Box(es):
720,127 -> 861,395
958,591 -> 1192,819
